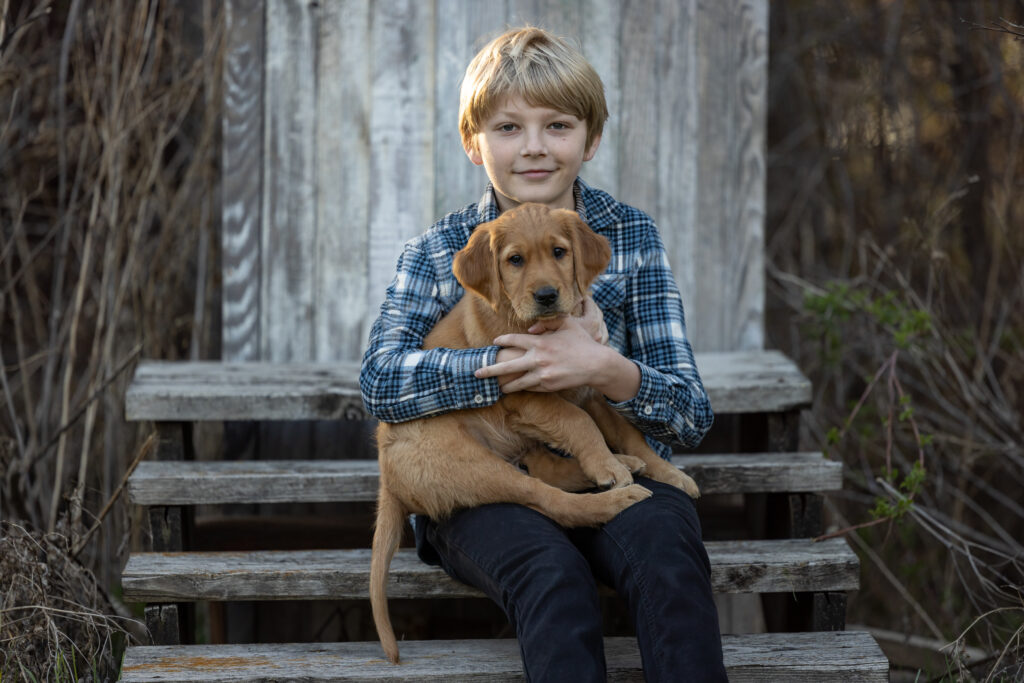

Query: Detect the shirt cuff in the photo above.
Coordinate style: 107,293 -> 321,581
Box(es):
453,345 -> 503,408
607,361 -> 668,425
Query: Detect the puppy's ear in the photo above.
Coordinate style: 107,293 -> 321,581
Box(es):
560,210 -> 611,294
453,224 -> 499,307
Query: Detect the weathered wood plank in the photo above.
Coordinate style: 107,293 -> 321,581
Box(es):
119,632 -> 890,682
315,0 -> 372,362
692,0 -> 768,351
578,0 -> 621,198
367,0 -> 437,316
124,350 -> 809,421
655,0 -> 700,342
263,0 -> 318,362
221,0 -> 264,362
127,452 -> 841,506
433,0 -> 500,217
121,538 -> 859,602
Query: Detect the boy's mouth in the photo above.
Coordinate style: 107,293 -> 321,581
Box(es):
518,169 -> 554,179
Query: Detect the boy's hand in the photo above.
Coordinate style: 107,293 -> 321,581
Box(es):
474,297 -> 639,401
477,316 -> 604,393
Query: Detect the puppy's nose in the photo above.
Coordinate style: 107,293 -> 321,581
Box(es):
533,286 -> 559,308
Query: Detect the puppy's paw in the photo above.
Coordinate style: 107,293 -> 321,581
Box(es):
581,457 -> 634,490
601,484 -> 653,519
668,469 -> 701,499
613,453 -> 647,475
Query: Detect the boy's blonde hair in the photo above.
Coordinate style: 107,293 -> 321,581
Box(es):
459,27 -> 609,153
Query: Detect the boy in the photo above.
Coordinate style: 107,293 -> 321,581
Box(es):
360,27 -> 727,682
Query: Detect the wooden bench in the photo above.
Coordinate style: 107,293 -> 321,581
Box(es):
117,352 -> 889,680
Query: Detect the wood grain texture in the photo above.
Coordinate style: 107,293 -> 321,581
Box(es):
314,0 -> 372,362
367,0 -> 437,314
121,537 -> 859,602
433,0 -> 497,217
120,632 -> 890,682
692,0 -> 768,351
262,0 -> 318,362
124,350 -> 810,421
221,0 -> 264,362
127,452 -> 842,506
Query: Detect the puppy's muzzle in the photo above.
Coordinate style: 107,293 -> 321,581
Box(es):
533,286 -> 560,312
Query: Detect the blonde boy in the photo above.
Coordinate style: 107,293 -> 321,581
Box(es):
360,27 -> 726,682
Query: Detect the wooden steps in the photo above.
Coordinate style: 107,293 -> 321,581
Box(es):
120,352 -> 889,680
119,632 -> 891,682
122,538 -> 859,603
127,452 -> 842,505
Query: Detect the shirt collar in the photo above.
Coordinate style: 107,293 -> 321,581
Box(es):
475,178 -> 592,225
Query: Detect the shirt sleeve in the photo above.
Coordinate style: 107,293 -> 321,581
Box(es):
606,223 -> 714,449
359,239 -> 503,423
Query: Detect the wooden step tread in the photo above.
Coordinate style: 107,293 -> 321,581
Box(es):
127,452 -> 841,506
119,632 -> 889,682
125,350 -> 811,421
122,538 -> 858,603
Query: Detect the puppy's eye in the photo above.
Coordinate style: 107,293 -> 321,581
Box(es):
553,247 -> 567,259
508,254 -> 524,266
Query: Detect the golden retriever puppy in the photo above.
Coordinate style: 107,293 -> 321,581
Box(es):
370,202 -> 700,663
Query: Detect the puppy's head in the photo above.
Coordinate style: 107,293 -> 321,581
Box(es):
453,203 -> 610,323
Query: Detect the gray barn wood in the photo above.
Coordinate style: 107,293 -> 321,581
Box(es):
121,538 -> 860,603
119,632 -> 890,682
126,452 -> 842,506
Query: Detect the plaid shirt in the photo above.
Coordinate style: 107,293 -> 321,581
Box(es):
359,179 -> 714,454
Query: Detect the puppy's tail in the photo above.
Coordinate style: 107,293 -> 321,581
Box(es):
370,486 -> 406,664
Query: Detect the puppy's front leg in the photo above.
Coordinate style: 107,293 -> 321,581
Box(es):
581,395 -> 701,499
503,394 -> 634,489
521,447 -> 647,492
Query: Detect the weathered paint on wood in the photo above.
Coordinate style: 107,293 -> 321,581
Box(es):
127,452 -> 842,506
221,1 -> 769,361
124,350 -> 810,421
119,632 -> 891,682
121,537 -> 859,602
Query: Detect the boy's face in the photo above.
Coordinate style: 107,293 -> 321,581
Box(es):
465,96 -> 600,214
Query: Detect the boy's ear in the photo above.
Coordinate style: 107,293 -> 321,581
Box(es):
453,224 -> 499,306
464,137 -> 484,166
583,132 -> 602,162
559,210 -> 610,294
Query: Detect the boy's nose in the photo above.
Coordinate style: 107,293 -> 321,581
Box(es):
521,129 -> 546,156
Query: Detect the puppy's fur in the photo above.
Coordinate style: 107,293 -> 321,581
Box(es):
370,203 -> 700,663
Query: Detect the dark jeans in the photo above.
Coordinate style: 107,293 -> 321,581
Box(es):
416,476 -> 728,682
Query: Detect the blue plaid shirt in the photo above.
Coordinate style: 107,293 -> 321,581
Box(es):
359,179 -> 713,455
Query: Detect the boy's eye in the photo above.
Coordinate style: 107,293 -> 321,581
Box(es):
552,247 -> 566,259
549,122 -> 569,130
499,123 -> 518,133
508,254 -> 524,266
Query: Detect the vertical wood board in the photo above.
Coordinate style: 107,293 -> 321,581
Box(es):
221,0 -> 265,362
262,0 -> 318,361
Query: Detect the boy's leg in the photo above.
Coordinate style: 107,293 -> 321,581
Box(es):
570,476 -> 728,683
422,503 -> 606,683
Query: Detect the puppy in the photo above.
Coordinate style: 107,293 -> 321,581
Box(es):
370,203 -> 700,663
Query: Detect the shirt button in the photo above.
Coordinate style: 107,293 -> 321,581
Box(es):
643,404 -> 653,415
474,394 -> 484,404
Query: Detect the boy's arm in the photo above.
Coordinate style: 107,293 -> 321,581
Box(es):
607,224 -> 714,449
359,240 -> 502,423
